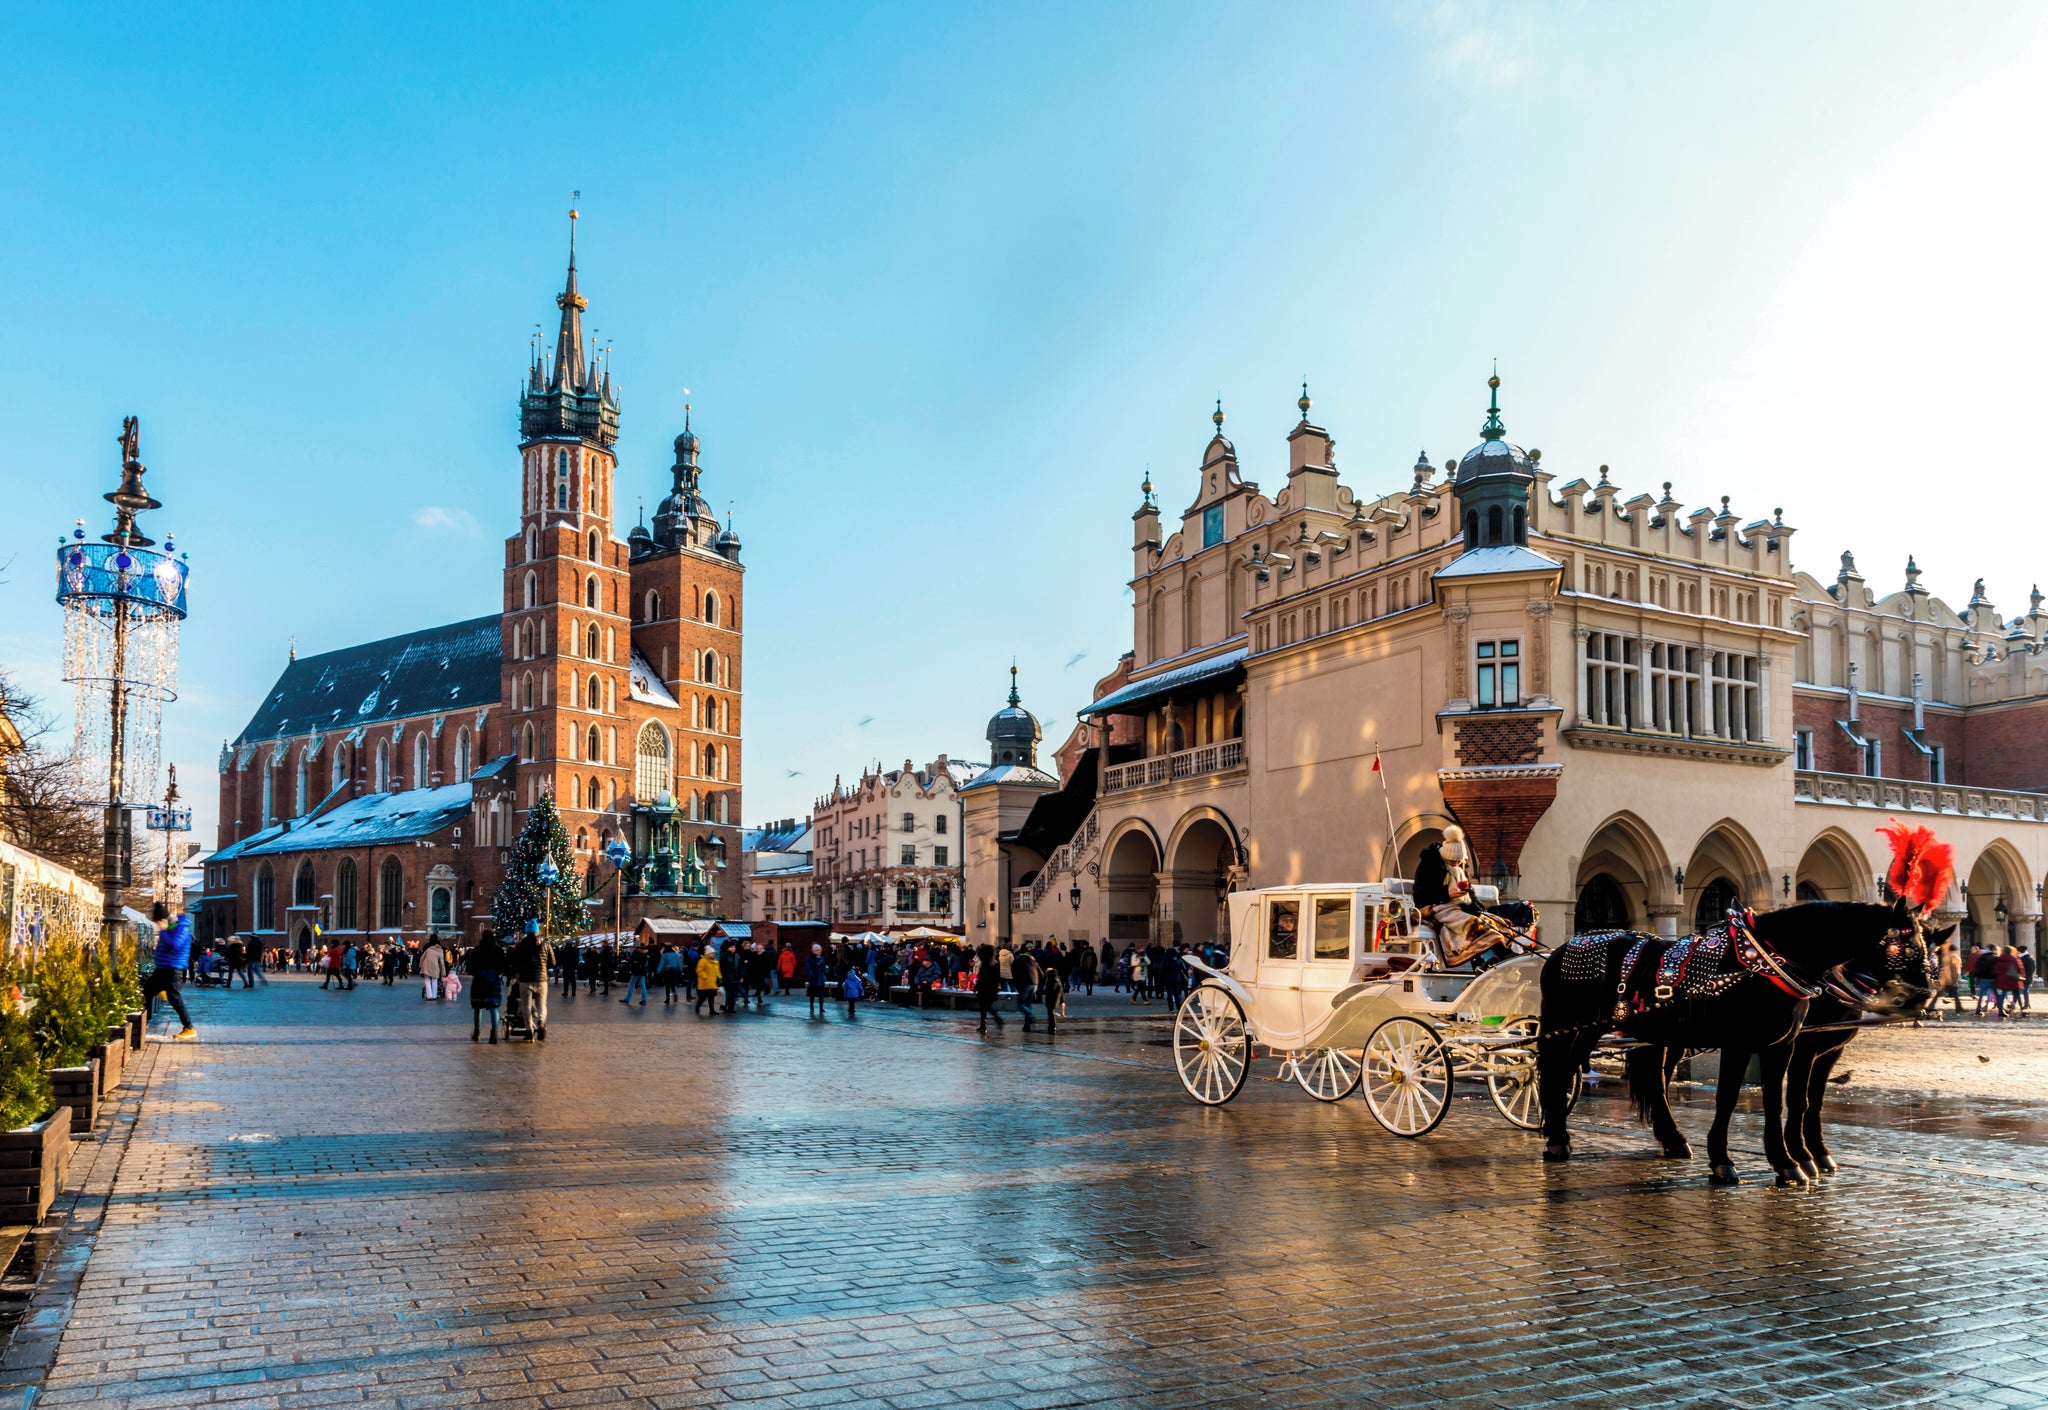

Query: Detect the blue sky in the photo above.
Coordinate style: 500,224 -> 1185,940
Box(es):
4,3 -> 2046,842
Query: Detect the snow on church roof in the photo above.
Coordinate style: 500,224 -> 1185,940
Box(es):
234,615 -> 503,745
628,648 -> 680,708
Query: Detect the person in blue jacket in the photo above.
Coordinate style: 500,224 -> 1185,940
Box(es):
146,902 -> 199,1040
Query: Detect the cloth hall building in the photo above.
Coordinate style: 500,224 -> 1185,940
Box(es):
972,380 -> 2048,965
196,226 -> 745,949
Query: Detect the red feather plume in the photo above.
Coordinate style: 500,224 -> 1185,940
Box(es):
1876,818 -> 1955,914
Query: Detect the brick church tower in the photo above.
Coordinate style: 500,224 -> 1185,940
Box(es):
503,208 -> 746,909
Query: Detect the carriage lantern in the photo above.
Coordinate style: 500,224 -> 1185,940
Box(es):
1069,882 -> 1081,911
56,417 -> 189,945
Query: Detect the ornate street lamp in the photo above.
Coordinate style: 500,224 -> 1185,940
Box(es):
56,418 -> 189,947
1069,881 -> 1082,911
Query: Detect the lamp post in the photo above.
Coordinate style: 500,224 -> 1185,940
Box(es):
606,838 -> 630,946
537,857 -> 560,940
56,418 -> 189,950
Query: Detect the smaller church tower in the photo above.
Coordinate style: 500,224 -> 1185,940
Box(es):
984,666 -> 1042,767
1452,372 -> 1534,549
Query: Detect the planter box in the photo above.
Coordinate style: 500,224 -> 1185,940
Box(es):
49,1065 -> 98,1137
108,1022 -> 130,1054
127,1011 -> 145,1049
88,1040 -> 123,1097
0,1108 -> 74,1227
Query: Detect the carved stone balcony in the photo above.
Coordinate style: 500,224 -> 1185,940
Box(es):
1793,769 -> 2048,824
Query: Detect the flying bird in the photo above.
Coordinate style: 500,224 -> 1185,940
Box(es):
856,715 -> 875,727
1064,650 -> 1088,669
784,768 -> 804,778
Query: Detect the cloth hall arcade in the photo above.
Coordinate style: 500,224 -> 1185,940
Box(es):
980,379 -> 2048,965
197,220 -> 745,949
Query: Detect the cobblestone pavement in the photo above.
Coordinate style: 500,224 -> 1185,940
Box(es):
18,975 -> 2048,1409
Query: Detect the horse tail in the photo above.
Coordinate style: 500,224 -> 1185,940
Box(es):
1626,1046 -> 1667,1126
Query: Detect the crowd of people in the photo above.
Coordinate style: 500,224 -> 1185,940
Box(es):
1932,938 -> 2037,1018
176,924 -> 1234,1040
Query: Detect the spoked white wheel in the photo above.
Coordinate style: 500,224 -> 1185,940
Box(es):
1295,1047 -> 1363,1102
1174,986 -> 1250,1106
1486,1017 -> 1544,1130
1360,1015 -> 1453,1137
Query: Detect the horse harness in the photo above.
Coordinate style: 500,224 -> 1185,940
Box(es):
1561,911 -> 1828,1030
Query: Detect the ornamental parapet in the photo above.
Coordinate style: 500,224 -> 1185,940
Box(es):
1793,769 -> 2048,824
1101,739 -> 1246,794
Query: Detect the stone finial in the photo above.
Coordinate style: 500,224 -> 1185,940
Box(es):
2031,584 -> 2044,617
1904,556 -> 1926,595
1297,380 -> 1311,422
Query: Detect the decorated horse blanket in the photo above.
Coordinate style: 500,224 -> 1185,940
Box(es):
1557,912 -> 1812,1026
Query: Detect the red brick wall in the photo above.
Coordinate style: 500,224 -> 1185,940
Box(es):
1439,774 -> 1559,878
1790,692 -> 1963,781
1963,697 -> 2048,792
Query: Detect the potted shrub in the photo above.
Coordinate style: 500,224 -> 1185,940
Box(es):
0,946 -> 72,1222
31,927 -> 105,1135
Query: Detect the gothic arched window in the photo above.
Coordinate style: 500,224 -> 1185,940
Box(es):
585,575 -> 598,609
295,752 -> 309,816
335,858 -> 358,930
414,733 -> 431,788
586,723 -> 601,759
635,722 -> 671,799
587,529 -> 600,560
704,743 -> 718,779
331,746 -> 348,792
255,864 -> 276,931
378,857 -> 404,929
555,449 -> 570,511
586,623 -> 600,659
374,741 -> 390,792
704,590 -> 719,626
571,775 -> 583,809
454,727 -> 471,783
523,571 -> 537,610
585,674 -> 601,711
293,861 -> 316,907
702,650 -> 717,684
644,590 -> 661,622
520,723 -> 535,762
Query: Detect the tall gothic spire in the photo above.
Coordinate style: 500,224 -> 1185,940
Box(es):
552,206 -> 587,391
519,204 -> 619,449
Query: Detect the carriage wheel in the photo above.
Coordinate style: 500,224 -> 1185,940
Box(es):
1294,1047 -> 1363,1103
1486,1017 -> 1544,1130
1484,1018 -> 1582,1127
1360,1015 -> 1453,1137
1174,986 -> 1250,1106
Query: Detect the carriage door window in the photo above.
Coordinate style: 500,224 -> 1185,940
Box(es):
1266,900 -> 1300,960
1312,897 -> 1352,961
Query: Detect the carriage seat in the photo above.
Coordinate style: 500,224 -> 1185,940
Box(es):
1382,879 -> 1415,902
1470,884 -> 1500,907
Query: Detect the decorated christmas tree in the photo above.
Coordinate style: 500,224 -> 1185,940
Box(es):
492,791 -> 584,942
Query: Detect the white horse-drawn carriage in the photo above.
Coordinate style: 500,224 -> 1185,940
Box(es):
1174,880 -> 1571,1135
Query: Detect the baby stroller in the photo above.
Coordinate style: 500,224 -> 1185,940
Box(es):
502,982 -> 536,1041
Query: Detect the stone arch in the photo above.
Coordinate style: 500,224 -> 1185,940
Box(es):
1101,819 -> 1163,946
1682,818 -> 1771,928
1963,839 -> 2029,951
1795,827 -> 1873,904
1166,808 -> 1241,947
1572,811 -> 1675,935
1379,810 -> 1459,881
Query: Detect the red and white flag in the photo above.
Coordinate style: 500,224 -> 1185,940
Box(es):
1371,750 -> 1383,773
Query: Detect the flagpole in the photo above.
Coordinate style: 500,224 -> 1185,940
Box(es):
1374,742 -> 1398,876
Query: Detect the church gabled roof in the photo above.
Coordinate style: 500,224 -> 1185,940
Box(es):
233,614 -> 503,746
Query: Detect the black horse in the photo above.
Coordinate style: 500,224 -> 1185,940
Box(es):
1537,901 -> 1934,1185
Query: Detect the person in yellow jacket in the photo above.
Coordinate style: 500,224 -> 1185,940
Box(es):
694,948 -> 723,1016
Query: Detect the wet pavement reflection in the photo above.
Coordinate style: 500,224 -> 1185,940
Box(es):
20,975 -> 2048,1409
